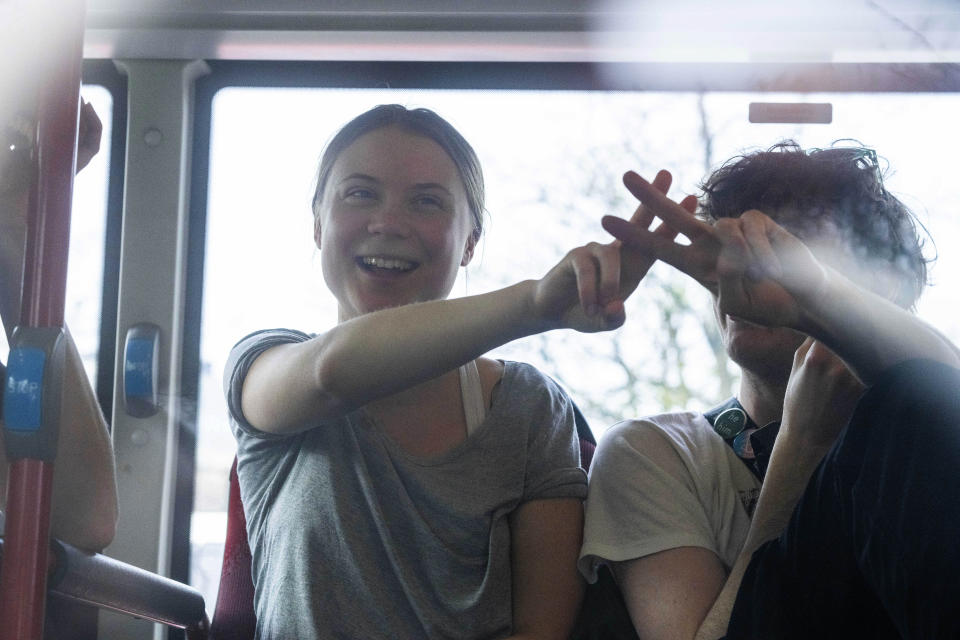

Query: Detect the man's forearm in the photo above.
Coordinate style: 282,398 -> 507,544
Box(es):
694,433 -> 832,640
799,268 -> 960,384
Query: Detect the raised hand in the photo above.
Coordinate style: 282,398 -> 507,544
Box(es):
617,169 -> 697,296
532,241 -> 626,334
602,171 -> 829,333
603,171 -> 720,287
530,169 -> 696,335
781,337 -> 865,449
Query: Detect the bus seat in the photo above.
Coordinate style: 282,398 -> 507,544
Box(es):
209,457 -> 256,640
209,403 -> 598,640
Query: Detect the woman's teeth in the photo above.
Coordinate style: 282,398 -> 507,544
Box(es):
361,256 -> 415,271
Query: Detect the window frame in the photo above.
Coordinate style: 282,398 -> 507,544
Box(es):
80,59 -> 128,424
181,58 -> 960,601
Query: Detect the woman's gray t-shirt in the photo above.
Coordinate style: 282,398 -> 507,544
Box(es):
225,328 -> 587,640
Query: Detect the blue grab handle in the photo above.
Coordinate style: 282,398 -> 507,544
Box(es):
2,327 -> 65,461
4,347 -> 47,432
123,323 -> 161,418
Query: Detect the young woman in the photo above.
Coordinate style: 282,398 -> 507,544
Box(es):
224,104 -> 644,639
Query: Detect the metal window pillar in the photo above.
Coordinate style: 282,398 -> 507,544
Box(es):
99,58 -> 209,640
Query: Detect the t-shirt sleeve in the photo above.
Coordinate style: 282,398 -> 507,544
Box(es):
224,329 -> 315,542
578,419 -> 720,583
518,367 -> 588,503
224,328 -> 313,440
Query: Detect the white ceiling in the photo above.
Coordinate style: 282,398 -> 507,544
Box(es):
42,0 -> 960,63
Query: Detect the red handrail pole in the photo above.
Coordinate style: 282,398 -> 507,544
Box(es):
0,2 -> 86,639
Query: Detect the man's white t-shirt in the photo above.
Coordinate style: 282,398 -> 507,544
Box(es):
579,411 -> 761,582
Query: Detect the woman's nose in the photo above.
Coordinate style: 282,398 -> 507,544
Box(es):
366,202 -> 410,236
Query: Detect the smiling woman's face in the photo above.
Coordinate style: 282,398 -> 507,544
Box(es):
315,125 -> 477,322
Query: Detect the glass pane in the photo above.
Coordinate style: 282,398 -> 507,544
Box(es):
192,87 -> 960,610
68,85 -> 112,384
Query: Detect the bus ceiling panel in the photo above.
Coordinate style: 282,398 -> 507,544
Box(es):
81,0 -> 960,64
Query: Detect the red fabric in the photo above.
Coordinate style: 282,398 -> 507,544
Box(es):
579,437 -> 596,473
208,459 -> 256,640
210,437 -> 596,639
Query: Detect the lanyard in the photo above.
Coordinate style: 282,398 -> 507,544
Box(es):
703,397 -> 781,482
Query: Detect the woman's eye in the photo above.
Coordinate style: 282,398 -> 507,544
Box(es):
413,194 -> 444,209
344,188 -> 376,201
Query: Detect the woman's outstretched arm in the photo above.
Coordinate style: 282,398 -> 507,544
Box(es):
242,238 -> 628,434
242,167 -> 693,436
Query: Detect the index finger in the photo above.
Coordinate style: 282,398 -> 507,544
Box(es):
603,214 -> 720,294
602,215 -> 694,271
622,171 -> 712,239
627,169 -> 673,228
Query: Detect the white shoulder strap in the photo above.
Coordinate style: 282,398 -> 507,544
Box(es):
458,359 -> 486,437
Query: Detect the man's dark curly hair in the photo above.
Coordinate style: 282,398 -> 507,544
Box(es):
698,140 -> 930,309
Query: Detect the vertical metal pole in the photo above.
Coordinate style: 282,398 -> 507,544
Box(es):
0,1 -> 86,638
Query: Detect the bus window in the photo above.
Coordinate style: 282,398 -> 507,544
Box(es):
68,85 -> 112,386
192,85 -> 960,609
